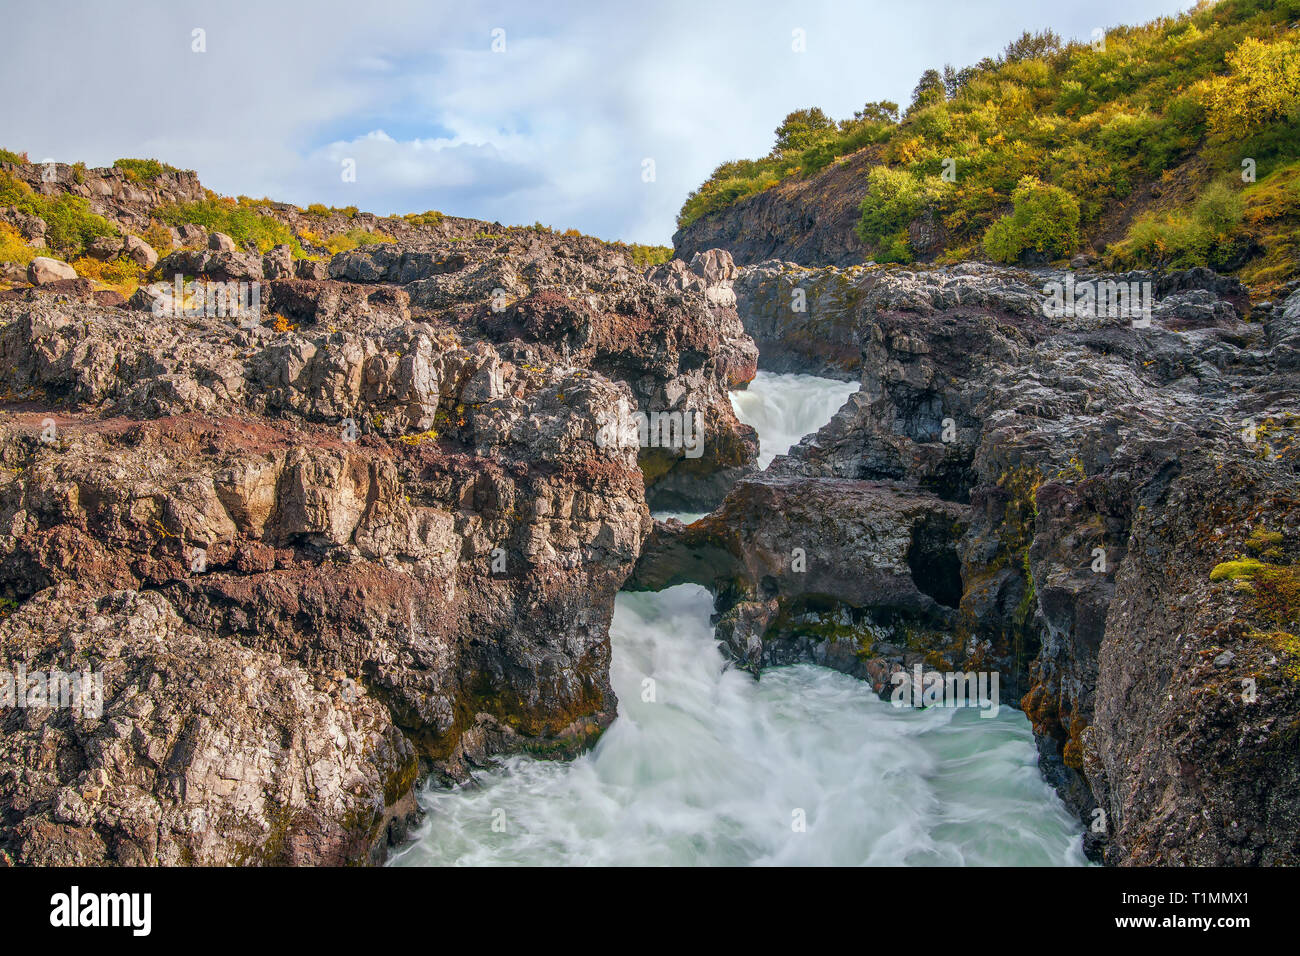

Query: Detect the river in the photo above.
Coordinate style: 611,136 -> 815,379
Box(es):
389,372 -> 1087,866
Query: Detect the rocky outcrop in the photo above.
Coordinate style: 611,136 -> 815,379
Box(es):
0,282 -> 657,864
672,149 -> 875,267
732,261 -> 867,379
0,584 -> 418,866
321,236 -> 759,510
635,261 -> 1300,865
1,161 -> 207,234
628,475 -> 967,686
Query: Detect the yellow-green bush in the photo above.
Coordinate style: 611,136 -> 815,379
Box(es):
156,198 -> 302,256
71,255 -> 145,296
323,228 -> 395,255
1204,35 -> 1300,139
0,223 -> 37,266
114,158 -> 183,183
856,166 -> 949,263
983,176 -> 1080,263
0,170 -> 116,257
404,210 -> 444,227
1108,180 -> 1246,270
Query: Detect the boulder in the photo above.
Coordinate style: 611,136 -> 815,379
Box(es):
27,256 -> 77,285
294,258 -> 329,280
262,243 -> 294,280
177,224 -> 207,246
122,234 -> 158,269
208,231 -> 237,252
87,236 -> 123,260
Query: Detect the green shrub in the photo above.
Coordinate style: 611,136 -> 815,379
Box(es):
621,243 -> 673,269
1109,179 -> 1246,270
323,228 -> 394,255
0,170 -> 116,257
114,158 -> 182,183
856,166 -> 947,262
404,210 -> 444,227
774,108 -> 837,154
155,198 -> 303,256
1194,180 -> 1245,234
0,147 -> 27,165
983,176 -> 1080,262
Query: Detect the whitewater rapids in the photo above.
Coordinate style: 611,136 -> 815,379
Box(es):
389,373 -> 1087,866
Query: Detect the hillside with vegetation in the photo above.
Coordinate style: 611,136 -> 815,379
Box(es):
674,0 -> 1300,292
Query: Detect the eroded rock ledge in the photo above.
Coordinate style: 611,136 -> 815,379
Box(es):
0,237 -> 759,865
637,262 -> 1300,865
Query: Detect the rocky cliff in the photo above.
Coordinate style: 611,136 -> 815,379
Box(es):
673,152 -> 872,269
0,162 -> 763,863
636,261 -> 1300,864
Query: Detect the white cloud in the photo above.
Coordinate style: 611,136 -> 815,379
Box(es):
0,0 -> 1197,245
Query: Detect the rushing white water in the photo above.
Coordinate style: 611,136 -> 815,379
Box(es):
730,370 -> 860,468
391,584 -> 1086,866
390,371 -> 1088,867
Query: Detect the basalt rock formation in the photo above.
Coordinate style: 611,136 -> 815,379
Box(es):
0,289 -> 651,864
0,197 -> 762,864
673,151 -> 873,268
322,239 -> 758,510
636,260 -> 1300,865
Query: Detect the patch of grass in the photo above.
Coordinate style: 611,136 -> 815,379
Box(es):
603,241 -> 672,269
403,210 -> 444,227
1238,159 -> 1300,291
398,428 -> 439,446
304,203 -> 360,218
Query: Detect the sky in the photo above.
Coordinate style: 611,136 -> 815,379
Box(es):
1,0 -> 1198,246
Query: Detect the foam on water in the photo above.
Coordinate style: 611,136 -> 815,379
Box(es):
389,372 -> 1088,866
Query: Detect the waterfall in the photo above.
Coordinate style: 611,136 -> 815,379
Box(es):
389,373 -> 1087,867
